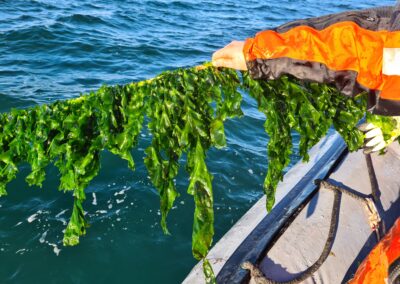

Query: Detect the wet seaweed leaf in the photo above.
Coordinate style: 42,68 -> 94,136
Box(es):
203,258 -> 216,284
63,198 -> 88,246
187,139 -> 214,260
242,72 -> 366,211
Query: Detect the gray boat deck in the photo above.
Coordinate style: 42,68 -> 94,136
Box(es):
183,133 -> 400,283
259,143 -> 400,283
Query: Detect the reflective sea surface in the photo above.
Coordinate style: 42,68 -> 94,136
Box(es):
0,0 -> 393,283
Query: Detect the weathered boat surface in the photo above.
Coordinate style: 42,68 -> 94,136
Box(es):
183,131 -> 400,283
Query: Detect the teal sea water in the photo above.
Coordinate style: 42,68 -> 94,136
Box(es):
0,0 -> 394,283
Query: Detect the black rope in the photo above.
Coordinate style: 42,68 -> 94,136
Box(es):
365,154 -> 380,203
320,178 -> 384,246
242,183 -> 341,284
242,153 -> 387,283
364,153 -> 386,238
320,180 -> 367,202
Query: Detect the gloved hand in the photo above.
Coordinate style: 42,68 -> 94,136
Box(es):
359,116 -> 400,153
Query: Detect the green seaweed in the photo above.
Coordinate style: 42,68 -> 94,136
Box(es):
242,73 -> 365,210
0,63 -> 368,280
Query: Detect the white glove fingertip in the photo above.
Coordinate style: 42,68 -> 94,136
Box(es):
365,127 -> 383,138
359,122 -> 377,131
371,141 -> 387,152
365,135 -> 384,147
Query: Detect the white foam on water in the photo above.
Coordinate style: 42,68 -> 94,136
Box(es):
48,243 -> 61,256
92,192 -> 97,206
96,210 -> 107,214
116,198 -> 125,204
27,212 -> 40,223
39,230 -> 48,243
57,218 -> 67,226
15,248 -> 27,255
108,204 -> 113,209
55,209 -> 68,218
114,189 -> 127,196
248,169 -> 254,174
14,221 -> 23,227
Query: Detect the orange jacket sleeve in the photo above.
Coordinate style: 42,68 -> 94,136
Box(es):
244,5 -> 400,116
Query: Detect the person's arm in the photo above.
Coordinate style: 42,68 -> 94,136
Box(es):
375,1 -> 400,116
213,5 -> 400,117
212,5 -> 400,151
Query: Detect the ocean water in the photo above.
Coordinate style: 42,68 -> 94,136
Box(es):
0,0 -> 394,283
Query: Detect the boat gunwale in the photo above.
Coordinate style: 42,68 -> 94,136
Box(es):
216,134 -> 348,283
